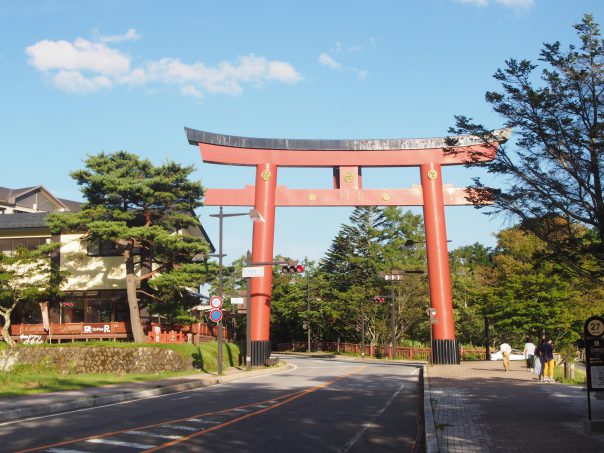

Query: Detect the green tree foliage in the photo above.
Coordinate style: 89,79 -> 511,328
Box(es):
466,227 -> 604,348
0,242 -> 62,345
449,243 -> 494,346
448,14 -> 604,279
47,151 -> 210,342
294,206 -> 430,347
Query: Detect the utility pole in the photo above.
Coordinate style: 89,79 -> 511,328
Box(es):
391,285 -> 396,359
307,277 -> 311,353
209,207 -> 261,375
361,304 -> 365,357
246,251 -> 252,370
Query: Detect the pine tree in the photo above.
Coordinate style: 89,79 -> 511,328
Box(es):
449,14 -> 604,279
48,152 -> 210,342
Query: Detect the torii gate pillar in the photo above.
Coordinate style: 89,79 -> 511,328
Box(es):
421,163 -> 457,361
250,163 -> 277,362
187,127 -> 509,365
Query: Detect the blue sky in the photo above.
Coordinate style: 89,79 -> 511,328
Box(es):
1,0 -> 602,263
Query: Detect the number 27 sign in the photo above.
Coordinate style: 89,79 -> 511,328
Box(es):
586,317 -> 604,338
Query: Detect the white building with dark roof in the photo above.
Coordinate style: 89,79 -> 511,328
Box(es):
0,186 -> 215,342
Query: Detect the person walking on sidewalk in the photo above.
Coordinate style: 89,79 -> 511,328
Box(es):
542,337 -> 556,383
533,339 -> 544,381
523,339 -> 536,371
500,342 -> 512,372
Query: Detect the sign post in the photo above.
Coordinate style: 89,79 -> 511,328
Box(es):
585,316 -> 604,431
210,295 -> 224,374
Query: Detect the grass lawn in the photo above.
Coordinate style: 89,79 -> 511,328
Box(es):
0,340 -> 240,398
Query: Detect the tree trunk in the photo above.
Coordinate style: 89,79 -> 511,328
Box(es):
124,245 -> 146,343
0,309 -> 15,346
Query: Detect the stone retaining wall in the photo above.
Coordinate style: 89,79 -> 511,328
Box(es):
0,346 -> 195,374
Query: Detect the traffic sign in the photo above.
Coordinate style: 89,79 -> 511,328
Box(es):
230,297 -> 245,305
586,316 -> 604,338
210,296 -> 223,309
242,266 -> 265,278
209,309 -> 223,323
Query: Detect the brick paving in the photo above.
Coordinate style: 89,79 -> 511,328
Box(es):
427,360 -> 604,452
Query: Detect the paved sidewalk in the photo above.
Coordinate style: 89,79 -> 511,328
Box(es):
0,365 -> 290,423
426,360 -> 604,452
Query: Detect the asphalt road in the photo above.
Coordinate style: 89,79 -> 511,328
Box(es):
0,356 -> 423,453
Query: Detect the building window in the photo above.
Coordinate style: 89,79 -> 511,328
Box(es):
0,237 -> 49,255
87,238 -> 122,256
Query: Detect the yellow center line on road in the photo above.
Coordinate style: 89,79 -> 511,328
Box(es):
143,366 -> 367,452
15,366 -> 367,453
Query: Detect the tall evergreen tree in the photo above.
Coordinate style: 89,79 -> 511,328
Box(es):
48,152 -> 210,342
318,207 -> 427,346
449,14 -> 604,279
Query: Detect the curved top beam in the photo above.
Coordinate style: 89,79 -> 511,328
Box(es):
186,127 -> 510,151
185,127 -> 510,167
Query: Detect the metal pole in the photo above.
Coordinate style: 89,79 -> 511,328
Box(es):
428,307 -> 433,364
246,251 -> 252,370
391,285 -> 396,359
361,304 -> 365,357
307,277 -> 311,353
217,206 -> 224,375
484,316 -> 490,361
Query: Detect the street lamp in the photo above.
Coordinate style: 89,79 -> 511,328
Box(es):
382,269 -> 425,359
209,206 -> 262,375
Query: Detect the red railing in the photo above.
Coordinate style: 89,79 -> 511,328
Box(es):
7,321 -> 228,344
147,330 -> 186,343
274,341 -> 487,361
10,322 -> 129,338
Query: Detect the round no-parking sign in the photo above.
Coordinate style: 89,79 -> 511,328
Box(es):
209,308 -> 223,323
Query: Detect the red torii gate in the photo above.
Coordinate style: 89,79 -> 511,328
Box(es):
186,127 -> 510,364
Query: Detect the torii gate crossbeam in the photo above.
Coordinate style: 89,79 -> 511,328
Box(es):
186,127 -> 510,365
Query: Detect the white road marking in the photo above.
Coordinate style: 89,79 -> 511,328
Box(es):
124,430 -> 182,440
86,438 -> 156,448
45,448 -> 91,453
299,366 -> 366,369
338,381 -> 406,453
254,404 -> 269,408
232,408 -> 251,412
160,424 -> 198,431
172,396 -> 191,400
188,418 -> 221,424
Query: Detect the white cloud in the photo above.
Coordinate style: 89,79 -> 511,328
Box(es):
495,0 -> 534,8
268,61 -> 303,83
318,52 -> 342,71
456,0 -> 488,5
98,28 -> 141,43
52,70 -> 113,94
180,84 -> 204,99
454,0 -> 534,7
319,44 -> 368,80
26,38 -> 131,74
25,34 -> 302,99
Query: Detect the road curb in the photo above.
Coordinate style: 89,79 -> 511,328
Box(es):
423,365 -> 440,453
0,363 -> 293,423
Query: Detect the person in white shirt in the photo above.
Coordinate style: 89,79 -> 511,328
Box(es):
523,340 -> 536,371
500,342 -> 512,372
